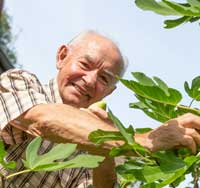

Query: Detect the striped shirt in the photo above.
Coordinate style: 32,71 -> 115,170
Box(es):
0,69 -> 92,188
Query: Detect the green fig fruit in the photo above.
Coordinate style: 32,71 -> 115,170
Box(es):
92,101 -> 107,110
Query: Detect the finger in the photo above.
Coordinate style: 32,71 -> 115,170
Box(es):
79,108 -> 100,119
181,135 -> 196,154
185,128 -> 200,146
88,105 -> 108,120
177,113 -> 200,129
88,106 -> 115,127
80,107 -> 114,127
80,108 -> 94,115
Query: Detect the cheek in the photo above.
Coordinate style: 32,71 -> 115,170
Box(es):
60,64 -> 83,82
95,84 -> 108,98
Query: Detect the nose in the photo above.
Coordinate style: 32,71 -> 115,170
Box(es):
82,71 -> 98,95
82,70 -> 98,86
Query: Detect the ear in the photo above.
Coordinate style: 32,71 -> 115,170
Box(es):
56,45 -> 70,69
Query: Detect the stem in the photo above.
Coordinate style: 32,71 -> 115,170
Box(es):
193,165 -> 199,188
134,149 -> 155,164
189,99 -> 195,108
5,169 -> 31,180
177,105 -> 200,114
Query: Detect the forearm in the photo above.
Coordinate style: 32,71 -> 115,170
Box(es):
21,103 -> 123,154
93,155 -> 117,188
19,106 -> 200,156
18,103 -> 154,154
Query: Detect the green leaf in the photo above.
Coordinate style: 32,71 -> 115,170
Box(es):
163,0 -> 200,16
0,141 -> 6,159
156,155 -> 198,187
188,0 -> 200,7
25,137 -> 42,168
3,161 -> 16,169
152,151 -> 185,173
142,166 -> 172,183
109,144 -> 133,157
121,72 -> 182,122
153,76 -> 170,96
135,0 -> 181,15
120,74 -> 182,106
164,16 -> 192,28
108,109 -> 134,145
0,141 -> 16,170
171,175 -> 186,187
132,72 -> 170,96
135,128 -> 153,134
88,129 -> 123,145
110,146 -> 125,157
23,137 -> 104,172
134,0 -> 200,28
189,16 -> 200,22
34,154 -> 105,171
184,76 -> 200,101
116,160 -> 144,172
32,143 -> 77,168
117,173 -> 139,187
132,72 -> 155,86
130,101 -> 172,122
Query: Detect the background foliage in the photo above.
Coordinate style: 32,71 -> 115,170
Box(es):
135,0 -> 200,28
0,9 -> 17,65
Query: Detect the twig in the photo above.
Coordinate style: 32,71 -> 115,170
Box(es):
193,165 -> 199,188
5,169 -> 31,180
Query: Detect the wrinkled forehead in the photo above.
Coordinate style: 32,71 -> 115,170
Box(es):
70,35 -> 123,75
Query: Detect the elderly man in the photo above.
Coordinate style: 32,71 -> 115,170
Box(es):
1,30 -> 200,188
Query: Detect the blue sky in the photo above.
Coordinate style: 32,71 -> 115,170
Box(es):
5,0 -> 200,129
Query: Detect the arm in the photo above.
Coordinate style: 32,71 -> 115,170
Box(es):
17,104 -> 200,154
14,105 -> 200,188
18,103 -> 122,154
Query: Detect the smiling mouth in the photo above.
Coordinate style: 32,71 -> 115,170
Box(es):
71,83 -> 91,100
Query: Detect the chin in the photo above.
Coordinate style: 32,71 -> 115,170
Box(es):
62,97 -> 82,108
61,92 -> 90,108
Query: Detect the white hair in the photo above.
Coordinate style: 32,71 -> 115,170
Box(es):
68,30 -> 128,77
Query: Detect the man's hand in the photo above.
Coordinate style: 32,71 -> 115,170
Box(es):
135,113 -> 200,154
81,101 -> 114,126
176,113 -> 200,130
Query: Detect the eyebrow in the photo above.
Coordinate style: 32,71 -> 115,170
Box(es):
83,54 -> 117,80
103,70 -> 116,79
84,55 -> 96,64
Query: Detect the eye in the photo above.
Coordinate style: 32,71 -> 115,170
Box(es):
80,61 -> 90,70
99,75 -> 109,85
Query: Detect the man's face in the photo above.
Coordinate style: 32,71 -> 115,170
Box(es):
56,34 -> 122,108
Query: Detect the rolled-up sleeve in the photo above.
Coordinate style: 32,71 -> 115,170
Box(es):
0,69 -> 50,130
